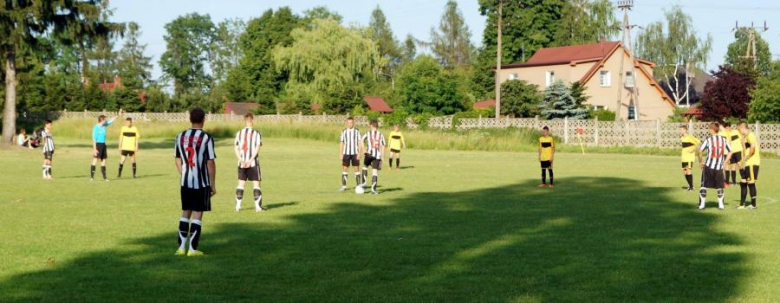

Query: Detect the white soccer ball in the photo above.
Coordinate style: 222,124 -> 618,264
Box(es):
355,186 -> 365,194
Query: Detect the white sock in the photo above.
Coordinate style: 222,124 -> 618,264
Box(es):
178,217 -> 189,250
718,189 -> 725,208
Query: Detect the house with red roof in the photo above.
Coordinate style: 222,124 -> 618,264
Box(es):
223,102 -> 259,115
497,41 -> 674,120
473,99 -> 496,110
363,96 -> 393,113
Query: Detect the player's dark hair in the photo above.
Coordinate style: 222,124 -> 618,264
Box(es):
370,120 -> 379,127
126,117 -> 132,122
190,108 -> 206,124
45,120 -> 52,125
709,122 -> 720,132
542,126 -> 549,131
98,115 -> 106,122
680,125 -> 688,130
346,117 -> 354,121
244,113 -> 254,120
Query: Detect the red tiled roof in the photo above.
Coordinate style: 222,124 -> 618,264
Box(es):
224,102 -> 259,115
363,96 -> 393,112
474,99 -> 496,109
311,103 -> 322,111
501,41 -> 620,69
683,107 -> 703,115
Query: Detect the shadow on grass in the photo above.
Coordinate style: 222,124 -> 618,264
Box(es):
0,177 -> 746,302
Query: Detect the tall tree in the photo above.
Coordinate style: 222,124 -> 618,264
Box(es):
635,6 -> 712,107
116,22 -> 152,90
302,6 -> 343,26
159,13 -> 216,98
725,28 -> 772,76
396,55 -> 467,115
402,34 -> 417,62
211,18 -> 245,84
430,0 -> 474,67
1,0 -> 121,145
500,79 -> 541,117
368,6 -> 400,73
273,19 -> 381,113
699,66 -> 755,121
748,60 -> 780,122
554,0 -> 619,46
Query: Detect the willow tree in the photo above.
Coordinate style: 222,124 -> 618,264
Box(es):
273,19 -> 382,113
1,0 -> 120,145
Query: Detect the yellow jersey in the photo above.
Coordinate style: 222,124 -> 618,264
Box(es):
388,131 -> 404,150
539,136 -> 555,161
744,132 -> 760,166
120,126 -> 139,151
681,134 -> 700,162
727,129 -> 743,153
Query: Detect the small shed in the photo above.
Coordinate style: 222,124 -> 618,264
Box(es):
474,99 -> 496,109
363,96 -> 393,113
224,102 -> 259,115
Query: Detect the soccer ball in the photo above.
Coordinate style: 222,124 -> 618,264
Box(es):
355,186 -> 365,194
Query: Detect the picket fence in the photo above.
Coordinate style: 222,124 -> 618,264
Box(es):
20,110 -> 780,154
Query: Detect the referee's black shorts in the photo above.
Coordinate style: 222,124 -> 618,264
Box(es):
701,167 -> 725,189
95,143 -> 108,160
181,186 -> 212,212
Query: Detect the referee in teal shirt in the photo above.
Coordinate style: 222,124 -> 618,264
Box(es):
91,109 -> 122,181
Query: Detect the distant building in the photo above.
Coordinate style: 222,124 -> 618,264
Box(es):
496,41 -> 675,121
473,99 -> 496,110
224,102 -> 259,115
363,96 -> 393,113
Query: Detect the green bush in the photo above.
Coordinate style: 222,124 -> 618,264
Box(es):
591,108 -> 616,121
410,113 -> 434,129
384,108 -> 410,127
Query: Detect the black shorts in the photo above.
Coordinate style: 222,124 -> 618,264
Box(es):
342,154 -> 359,167
363,154 -> 382,170
238,164 -> 262,181
701,167 -> 725,189
390,149 -> 401,154
740,165 -> 760,182
44,151 -> 54,160
181,186 -> 212,212
729,152 -> 742,164
682,162 -> 693,169
95,143 -> 107,160
121,150 -> 135,157
540,161 -> 552,169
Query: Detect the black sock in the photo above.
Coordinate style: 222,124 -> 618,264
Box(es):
132,163 -> 137,177
189,220 -> 202,251
731,171 -> 737,184
396,158 -> 400,168
341,173 -> 347,186
372,175 -> 378,192
724,171 -> 730,184
549,168 -> 554,185
177,218 -> 189,248
389,158 -> 394,168
254,188 -> 262,207
47,166 -> 52,178
362,168 -> 368,184
740,183 -> 748,206
101,166 -> 106,180
118,163 -> 123,177
686,174 -> 693,188
748,183 -> 757,207
90,165 -> 96,179
541,169 -> 547,184
355,172 -> 362,186
236,187 -> 244,201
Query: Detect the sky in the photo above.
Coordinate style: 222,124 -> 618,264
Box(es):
110,0 -> 780,80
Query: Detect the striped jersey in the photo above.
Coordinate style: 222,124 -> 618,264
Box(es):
362,129 -> 386,159
700,134 -> 732,170
174,128 -> 217,189
234,127 -> 262,167
41,129 -> 54,153
340,127 -> 362,155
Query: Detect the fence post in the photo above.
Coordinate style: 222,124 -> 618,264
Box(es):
478,115 -> 483,128
755,121 -> 761,141
564,116 -> 569,144
535,115 -> 540,129
688,119 -> 693,133
655,119 -> 661,147
594,116 -> 600,146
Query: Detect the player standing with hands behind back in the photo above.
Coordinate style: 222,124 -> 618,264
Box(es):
339,117 -> 364,192
234,113 -> 263,212
117,117 -> 140,178
174,108 -> 216,257
538,126 -> 555,187
362,120 -> 386,194
387,124 -> 406,171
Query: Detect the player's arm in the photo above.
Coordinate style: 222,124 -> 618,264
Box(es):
135,131 -> 139,153
550,140 -> 555,162
207,159 -> 216,197
108,109 -> 123,125
92,128 -> 98,155
175,158 -> 183,175
118,133 -> 124,152
401,134 -> 406,149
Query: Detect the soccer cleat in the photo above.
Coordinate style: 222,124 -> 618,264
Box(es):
539,184 -> 548,188
255,206 -> 264,212
718,207 -> 725,211
548,184 -> 555,188
339,186 -> 348,192
104,179 -> 110,182
174,249 -> 186,256
697,207 -> 705,211
90,178 -> 94,182
686,187 -> 694,192
736,205 -> 747,210
370,190 -> 379,195
186,250 -> 205,257
748,206 -> 756,210
724,182 -> 730,188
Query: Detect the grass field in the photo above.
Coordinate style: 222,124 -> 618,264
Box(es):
1,134 -> 778,302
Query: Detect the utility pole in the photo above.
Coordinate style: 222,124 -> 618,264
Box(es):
616,0 -> 639,120
734,21 -> 769,70
495,0 -> 503,119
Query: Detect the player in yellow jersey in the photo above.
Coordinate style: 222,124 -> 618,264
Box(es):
118,117 -> 140,178
538,126 -> 555,188
679,125 -> 700,191
387,124 -> 406,171
738,122 -> 760,210
722,123 -> 743,186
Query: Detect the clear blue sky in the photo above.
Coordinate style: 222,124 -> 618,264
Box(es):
111,0 -> 780,80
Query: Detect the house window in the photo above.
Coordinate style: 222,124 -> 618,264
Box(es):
599,71 -> 611,87
628,105 -> 636,120
545,71 -> 555,87
625,71 -> 635,88
508,73 -> 519,81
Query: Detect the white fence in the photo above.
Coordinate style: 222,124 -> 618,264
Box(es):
20,110 -> 780,154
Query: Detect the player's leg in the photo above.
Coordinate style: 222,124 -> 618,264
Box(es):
388,152 -> 394,169
370,160 -> 380,194
361,155 -> 370,186
738,167 -> 748,209
540,161 -> 547,187
748,166 -> 759,209
236,169 -> 246,212
90,156 -> 98,180
253,180 -> 262,212
340,155 -> 349,191
724,165 -> 731,185
46,157 -> 52,179
176,209 -> 192,255
100,158 -> 107,180
355,157 -> 363,187
131,153 -> 137,178
548,165 -> 554,187
42,157 -> 48,179
395,151 -> 401,170
698,187 -> 708,209
118,154 -> 126,178
188,211 -> 204,256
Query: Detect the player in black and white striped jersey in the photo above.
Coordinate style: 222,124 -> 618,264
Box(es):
233,113 -> 263,212
697,122 -> 732,210
41,120 -> 54,180
173,108 -> 217,257
361,120 -> 386,195
339,117 -> 364,191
